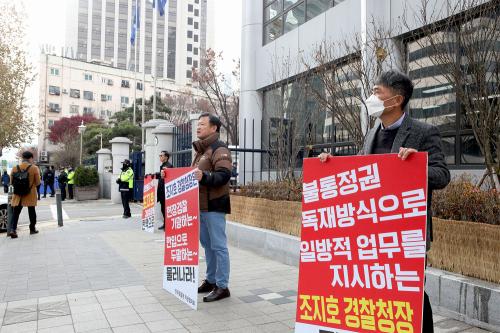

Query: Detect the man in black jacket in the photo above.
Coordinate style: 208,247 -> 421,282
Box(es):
43,166 -> 55,198
156,150 -> 173,230
58,168 -> 68,201
320,70 -> 450,333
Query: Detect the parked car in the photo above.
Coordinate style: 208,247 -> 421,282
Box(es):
0,194 -> 7,233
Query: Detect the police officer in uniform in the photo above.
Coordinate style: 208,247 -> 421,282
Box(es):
118,159 -> 134,218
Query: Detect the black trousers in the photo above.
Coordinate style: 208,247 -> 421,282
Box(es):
423,291 -> 434,332
159,199 -> 165,226
44,182 -> 55,196
3,185 -> 8,193
60,184 -> 67,201
121,191 -> 131,216
68,184 -> 74,199
37,185 -> 41,200
10,206 -> 36,232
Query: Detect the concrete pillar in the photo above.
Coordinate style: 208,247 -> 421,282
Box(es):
190,113 -> 200,162
142,119 -> 169,175
152,121 -> 175,172
240,0 -> 264,185
110,137 -> 132,204
96,148 -> 112,198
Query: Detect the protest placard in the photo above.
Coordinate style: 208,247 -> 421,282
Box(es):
162,167 -> 200,310
141,175 -> 155,233
296,153 -> 428,333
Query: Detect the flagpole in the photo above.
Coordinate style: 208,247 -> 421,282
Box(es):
141,0 -> 145,149
133,0 -> 138,126
152,0 -> 158,119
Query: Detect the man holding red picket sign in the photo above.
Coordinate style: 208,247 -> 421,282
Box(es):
319,70 -> 450,332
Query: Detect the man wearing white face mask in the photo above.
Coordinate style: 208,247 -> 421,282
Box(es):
319,70 -> 450,333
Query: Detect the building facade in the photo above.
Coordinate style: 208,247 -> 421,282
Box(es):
38,53 -> 207,153
65,0 -> 215,86
240,0 -> 497,178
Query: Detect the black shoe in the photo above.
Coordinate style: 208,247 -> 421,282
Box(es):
30,229 -> 39,235
203,286 -> 230,302
10,232 -> 18,239
43,196 -> 46,198
50,195 -> 55,197
123,215 -> 131,219
198,280 -> 216,293
158,225 -> 165,230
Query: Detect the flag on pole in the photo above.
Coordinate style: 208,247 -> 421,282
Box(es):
152,0 -> 167,16
130,3 -> 140,45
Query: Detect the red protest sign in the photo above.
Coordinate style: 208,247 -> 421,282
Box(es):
162,167 -> 200,310
295,153 -> 428,333
141,175 -> 155,233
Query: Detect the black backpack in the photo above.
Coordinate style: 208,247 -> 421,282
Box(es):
12,165 -> 32,196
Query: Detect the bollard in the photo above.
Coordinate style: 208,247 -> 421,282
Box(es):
6,185 -> 13,233
56,189 -> 63,227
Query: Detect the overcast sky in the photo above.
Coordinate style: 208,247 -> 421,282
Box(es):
1,0 -> 242,159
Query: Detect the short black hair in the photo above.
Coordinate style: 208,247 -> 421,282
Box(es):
22,151 -> 33,160
160,151 -> 170,158
375,70 -> 414,109
199,113 -> 221,133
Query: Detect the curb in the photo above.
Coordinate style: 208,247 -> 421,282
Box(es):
226,221 -> 500,332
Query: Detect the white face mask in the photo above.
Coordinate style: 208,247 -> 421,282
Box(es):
365,94 -> 399,118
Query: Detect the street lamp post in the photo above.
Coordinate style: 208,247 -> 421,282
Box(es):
78,121 -> 86,165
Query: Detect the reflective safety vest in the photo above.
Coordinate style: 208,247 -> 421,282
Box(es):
120,168 -> 134,189
67,171 -> 75,185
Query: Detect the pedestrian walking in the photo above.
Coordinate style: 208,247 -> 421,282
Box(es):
8,151 -> 41,238
156,150 -> 173,230
1,170 -> 9,193
67,167 -> 75,200
58,167 -> 68,201
319,70 -> 450,333
117,159 -> 134,218
192,113 -> 233,302
43,165 -> 55,198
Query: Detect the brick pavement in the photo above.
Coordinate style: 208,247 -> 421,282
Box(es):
0,213 -> 493,332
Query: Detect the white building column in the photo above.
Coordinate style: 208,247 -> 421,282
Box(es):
152,121 -> 175,172
96,148 -> 112,198
110,137 -> 132,204
142,119 -> 169,175
239,0 -> 264,185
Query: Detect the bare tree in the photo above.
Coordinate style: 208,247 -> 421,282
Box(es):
304,20 -> 404,151
192,49 -> 239,144
0,2 -> 35,151
267,54 -> 321,182
163,89 -> 212,126
403,0 -> 499,189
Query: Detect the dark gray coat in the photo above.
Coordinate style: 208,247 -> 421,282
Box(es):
359,115 -> 451,249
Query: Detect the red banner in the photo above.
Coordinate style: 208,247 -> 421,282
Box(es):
162,167 -> 200,310
141,175 -> 155,233
295,153 -> 428,333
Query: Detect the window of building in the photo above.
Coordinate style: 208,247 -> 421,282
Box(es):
106,110 -> 112,117
194,47 -> 199,55
188,17 -> 193,25
83,107 -> 94,115
121,79 -> 130,88
70,89 -> 80,98
194,21 -> 199,29
186,70 -> 192,79
49,86 -> 61,96
48,120 -> 55,127
48,103 -> 60,112
265,0 -> 283,21
84,73 -> 93,81
306,0 -> 331,20
137,82 -> 143,90
284,2 -> 305,33
187,57 -> 192,65
83,90 -> 94,100
70,105 -> 79,114
187,44 -> 193,52
121,96 -> 129,104
194,9 -> 199,16
195,0 -> 199,3
264,16 -> 283,44
193,60 -> 198,68
194,34 -> 199,42
50,68 -> 60,76
188,4 -> 193,12
188,30 -> 193,38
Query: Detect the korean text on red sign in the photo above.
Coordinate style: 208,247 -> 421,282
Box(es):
296,154 -> 428,333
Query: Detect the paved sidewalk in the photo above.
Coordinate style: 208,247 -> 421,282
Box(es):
0,212 -> 493,332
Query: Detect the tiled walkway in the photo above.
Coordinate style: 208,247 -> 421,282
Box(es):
0,213 -> 493,332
